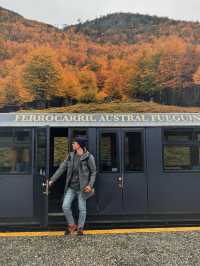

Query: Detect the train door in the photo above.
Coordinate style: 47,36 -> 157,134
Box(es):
48,127 -> 97,220
0,127 -> 34,223
121,128 -> 147,214
35,127 -> 50,226
97,128 -> 147,215
97,128 -> 123,214
48,127 -> 69,217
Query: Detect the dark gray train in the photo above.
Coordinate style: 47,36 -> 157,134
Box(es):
1,112 -> 200,227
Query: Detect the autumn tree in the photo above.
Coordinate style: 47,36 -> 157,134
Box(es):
87,55 -> 108,92
155,36 -> 187,89
1,67 -> 32,107
59,67 -> 82,103
192,45 -> 200,86
0,78 -> 5,107
103,58 -> 132,101
127,49 -> 161,100
78,68 -> 97,103
193,66 -> 200,85
22,46 -> 64,104
0,37 -> 10,60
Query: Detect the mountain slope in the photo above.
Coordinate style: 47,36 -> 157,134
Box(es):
65,12 -> 200,44
0,6 -> 62,43
1,7 -> 200,45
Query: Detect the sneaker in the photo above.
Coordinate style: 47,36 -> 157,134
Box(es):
64,228 -> 74,235
64,229 -> 70,235
77,226 -> 84,235
66,224 -> 77,235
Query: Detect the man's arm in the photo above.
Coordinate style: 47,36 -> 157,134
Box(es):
50,154 -> 70,183
87,154 -> 97,188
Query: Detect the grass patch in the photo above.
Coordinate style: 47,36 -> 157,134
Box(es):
19,100 -> 200,113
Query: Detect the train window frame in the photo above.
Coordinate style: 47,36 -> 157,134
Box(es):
194,129 -> 200,142
163,143 -> 192,171
0,127 -> 32,175
163,128 -> 194,143
99,131 -> 120,173
124,130 -> 144,173
0,128 -> 13,144
162,127 -> 200,172
14,128 -> 32,144
36,127 -> 47,175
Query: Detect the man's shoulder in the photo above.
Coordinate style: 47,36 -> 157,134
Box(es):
65,151 -> 74,160
87,152 -> 95,161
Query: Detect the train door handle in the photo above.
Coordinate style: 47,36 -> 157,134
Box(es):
118,183 -> 123,189
42,180 -> 49,196
117,177 -> 122,181
117,176 -> 123,189
40,168 -> 46,176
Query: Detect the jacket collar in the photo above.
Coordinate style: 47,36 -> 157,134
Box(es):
71,150 -> 90,161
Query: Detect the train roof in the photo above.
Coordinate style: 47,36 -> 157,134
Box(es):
0,112 -> 200,127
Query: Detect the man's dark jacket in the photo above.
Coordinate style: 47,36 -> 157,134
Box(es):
50,150 -> 97,199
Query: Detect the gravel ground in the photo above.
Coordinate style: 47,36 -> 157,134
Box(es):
1,231 -> 200,266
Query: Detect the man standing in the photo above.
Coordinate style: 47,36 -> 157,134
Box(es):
48,136 -> 97,235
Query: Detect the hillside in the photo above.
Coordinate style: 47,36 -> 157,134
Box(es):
0,6 -> 63,44
0,6 -> 23,21
1,7 -> 200,111
2,7 -> 200,45
66,12 -> 200,44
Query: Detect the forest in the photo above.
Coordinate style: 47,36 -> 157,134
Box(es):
1,7 -> 200,111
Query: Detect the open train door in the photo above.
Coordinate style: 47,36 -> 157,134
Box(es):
35,127 -> 50,226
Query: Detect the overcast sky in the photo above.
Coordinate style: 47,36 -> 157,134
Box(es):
0,0 -> 200,27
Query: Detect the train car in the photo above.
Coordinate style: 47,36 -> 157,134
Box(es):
1,112 -> 200,227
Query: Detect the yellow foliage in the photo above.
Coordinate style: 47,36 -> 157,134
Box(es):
59,68 -> 82,100
193,66 -> 200,85
22,46 -> 64,100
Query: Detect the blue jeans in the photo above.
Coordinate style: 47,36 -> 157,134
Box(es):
62,187 -> 87,228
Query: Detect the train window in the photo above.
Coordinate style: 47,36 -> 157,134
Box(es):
100,132 -> 119,172
53,137 -> 69,167
125,132 -> 144,171
0,129 -> 13,144
163,145 -> 191,170
0,128 -> 32,174
0,147 -> 31,173
72,129 -> 87,138
162,128 -> 200,171
164,129 -> 193,142
195,132 -> 200,141
14,129 -> 31,143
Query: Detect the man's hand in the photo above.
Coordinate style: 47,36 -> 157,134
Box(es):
83,185 -> 92,193
48,180 -> 54,187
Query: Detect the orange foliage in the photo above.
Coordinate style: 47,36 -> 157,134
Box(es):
22,46 -> 64,100
0,9 -> 200,108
